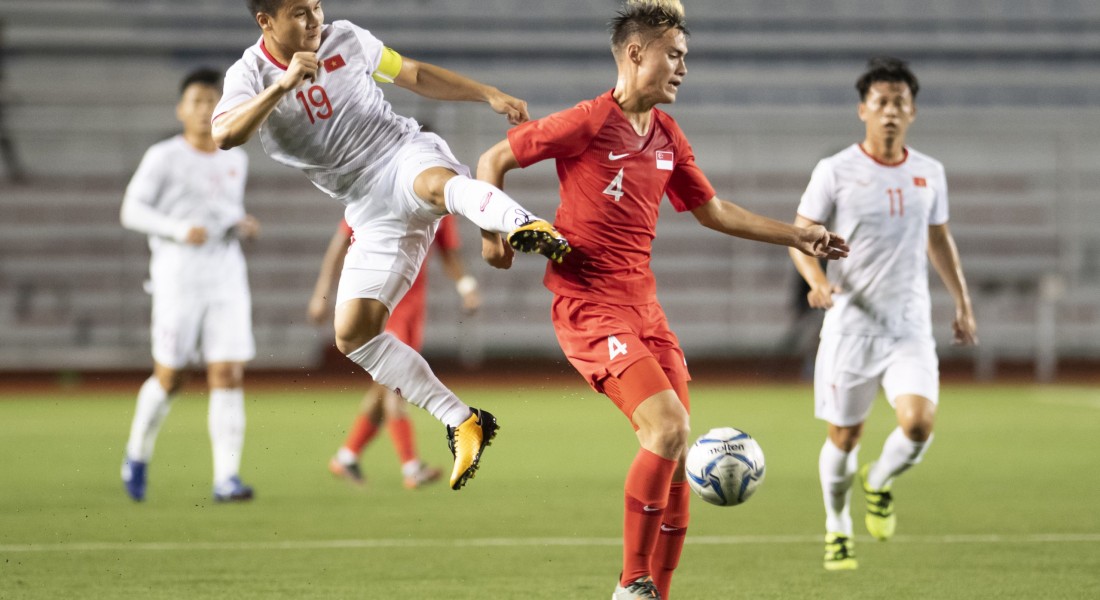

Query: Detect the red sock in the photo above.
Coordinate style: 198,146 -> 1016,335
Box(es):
651,481 -> 690,598
622,448 -> 677,586
343,414 -> 379,456
387,416 -> 417,465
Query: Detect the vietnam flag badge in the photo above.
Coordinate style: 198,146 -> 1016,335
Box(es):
323,54 -> 346,73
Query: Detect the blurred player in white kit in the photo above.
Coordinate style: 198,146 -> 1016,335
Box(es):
211,0 -> 570,490
120,68 -> 259,503
789,57 -> 978,570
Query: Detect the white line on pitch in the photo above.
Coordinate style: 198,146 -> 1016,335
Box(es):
2,533 -> 1099,553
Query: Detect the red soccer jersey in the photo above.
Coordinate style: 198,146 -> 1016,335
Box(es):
508,90 -> 715,305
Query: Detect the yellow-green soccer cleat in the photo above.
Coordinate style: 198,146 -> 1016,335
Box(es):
823,532 -> 858,571
446,408 -> 498,490
506,219 -> 571,264
860,463 -> 897,540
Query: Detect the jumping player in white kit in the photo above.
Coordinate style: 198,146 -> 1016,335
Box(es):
789,57 -> 978,570
120,68 -> 259,503
212,0 -> 570,490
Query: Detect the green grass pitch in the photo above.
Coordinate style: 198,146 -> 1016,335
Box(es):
1,381 -> 1098,598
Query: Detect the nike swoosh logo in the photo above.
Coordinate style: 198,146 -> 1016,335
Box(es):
660,524 -> 679,532
642,505 -> 660,513
608,151 -> 630,161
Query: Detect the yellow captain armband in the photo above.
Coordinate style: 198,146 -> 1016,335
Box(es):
372,46 -> 403,83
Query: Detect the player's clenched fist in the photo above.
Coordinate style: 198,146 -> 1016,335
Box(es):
488,90 -> 529,125
278,52 -> 320,90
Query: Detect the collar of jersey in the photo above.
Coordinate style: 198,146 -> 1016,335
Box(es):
259,39 -> 289,71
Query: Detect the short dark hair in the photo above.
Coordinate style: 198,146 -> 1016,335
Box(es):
856,56 -> 919,101
179,68 -> 222,96
246,0 -> 286,19
610,0 -> 689,53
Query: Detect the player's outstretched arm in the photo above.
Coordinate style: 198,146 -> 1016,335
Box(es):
307,224 -> 352,325
691,197 -> 849,259
212,53 -> 320,149
788,214 -> 840,309
928,223 -> 978,345
393,57 -> 528,125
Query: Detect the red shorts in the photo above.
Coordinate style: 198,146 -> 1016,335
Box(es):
386,282 -> 426,351
551,295 -> 690,399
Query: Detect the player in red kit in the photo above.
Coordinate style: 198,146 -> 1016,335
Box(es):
478,1 -> 848,597
309,216 -> 480,489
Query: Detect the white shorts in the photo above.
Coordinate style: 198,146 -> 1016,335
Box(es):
151,288 -> 255,369
336,131 -> 469,312
813,333 -> 939,427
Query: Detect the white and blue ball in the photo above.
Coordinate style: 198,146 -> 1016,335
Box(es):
685,427 -> 766,507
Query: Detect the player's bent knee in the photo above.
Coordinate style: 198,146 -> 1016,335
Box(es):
333,299 -> 390,354
335,329 -> 383,356
413,167 -> 457,210
901,419 -> 935,442
827,423 -> 863,452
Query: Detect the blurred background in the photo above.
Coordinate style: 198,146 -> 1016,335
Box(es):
1,0 -> 1098,382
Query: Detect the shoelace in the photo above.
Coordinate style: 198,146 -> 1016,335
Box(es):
625,577 -> 659,598
826,537 -> 854,559
866,489 -> 894,515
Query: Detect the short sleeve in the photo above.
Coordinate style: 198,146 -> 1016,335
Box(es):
665,134 -> 715,212
433,215 -> 462,251
214,61 -> 261,121
342,21 -> 385,77
507,102 -> 601,168
929,163 -> 949,225
796,159 -> 837,224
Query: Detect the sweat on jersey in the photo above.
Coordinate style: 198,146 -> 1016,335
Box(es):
121,135 -> 250,296
215,20 -> 419,200
797,143 -> 949,338
507,90 -> 716,305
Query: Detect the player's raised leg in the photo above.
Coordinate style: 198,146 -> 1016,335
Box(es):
335,297 -> 495,490
862,394 -> 936,540
121,364 -> 182,501
416,167 -> 570,263
207,361 -> 253,503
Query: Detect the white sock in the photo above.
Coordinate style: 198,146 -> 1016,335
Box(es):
125,376 -> 173,462
401,459 -> 422,478
346,332 -> 471,427
819,439 -> 858,536
209,388 -> 246,485
443,175 -> 541,234
867,427 -> 932,489
337,447 -> 358,465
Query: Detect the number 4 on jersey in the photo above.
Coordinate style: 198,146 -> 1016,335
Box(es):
608,335 -> 628,360
603,168 -> 625,202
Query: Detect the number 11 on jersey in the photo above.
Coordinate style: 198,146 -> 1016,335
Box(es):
886,188 -> 904,217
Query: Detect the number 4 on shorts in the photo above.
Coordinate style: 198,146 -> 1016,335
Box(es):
608,335 -> 628,360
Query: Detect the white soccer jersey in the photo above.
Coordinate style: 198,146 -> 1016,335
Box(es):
215,20 -> 419,200
797,144 -> 949,338
121,135 -> 250,296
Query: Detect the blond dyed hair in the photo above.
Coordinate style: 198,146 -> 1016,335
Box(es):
610,0 -> 688,54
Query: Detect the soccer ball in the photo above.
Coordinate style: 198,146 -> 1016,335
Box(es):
685,427 -> 766,507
